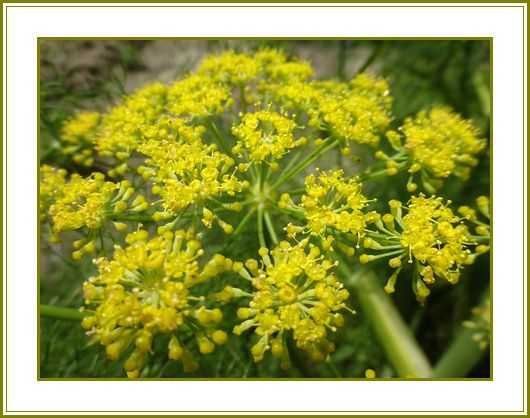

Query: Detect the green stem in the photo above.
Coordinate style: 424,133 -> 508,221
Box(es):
232,207 -> 256,237
470,236 -> 490,244
257,204 -> 266,248
40,304 -> 89,321
209,120 -> 232,156
272,139 -> 339,190
433,290 -> 490,378
432,327 -> 487,378
239,84 -> 248,113
112,214 -> 156,223
357,43 -> 384,74
339,264 -> 433,378
337,41 -> 348,80
40,143 -> 60,162
263,210 -> 279,245
359,163 -> 406,182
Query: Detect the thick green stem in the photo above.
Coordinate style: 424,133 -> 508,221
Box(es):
433,290 -> 490,378
432,327 -> 487,378
340,265 -> 433,378
40,304 -> 89,321
221,210 -> 256,252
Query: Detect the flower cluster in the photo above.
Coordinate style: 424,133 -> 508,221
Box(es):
39,165 -> 67,223
279,169 -> 372,252
60,111 -> 101,166
137,117 -> 248,227
198,50 -> 260,85
232,110 -> 306,164
96,83 -> 168,165
81,229 -> 232,377
378,107 -> 486,191
268,73 -> 392,150
167,74 -> 232,118
359,195 -> 479,303
232,240 -> 350,365
458,195 -> 491,252
311,75 -> 392,148
49,173 -> 118,233
199,49 -> 314,86
48,173 -> 148,257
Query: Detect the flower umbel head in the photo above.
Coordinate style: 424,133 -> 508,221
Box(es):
137,117 -> 248,223
49,173 -> 118,234
96,83 -> 168,163
402,107 -> 485,179
232,240 -> 351,366
60,111 -> 101,167
280,169 -> 371,253
309,74 -> 392,148
379,107 -> 486,192
48,173 -> 148,256
231,110 -> 307,164
360,195 -> 481,302
198,50 -> 260,85
167,74 -> 232,118
39,165 -> 67,223
81,229 -> 233,377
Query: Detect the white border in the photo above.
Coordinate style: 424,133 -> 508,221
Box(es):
3,3 -> 527,415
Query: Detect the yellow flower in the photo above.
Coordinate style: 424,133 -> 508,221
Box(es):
167,74 -> 232,118
49,173 -> 118,234
350,73 -> 392,109
39,165 -> 67,222
60,111 -> 100,166
82,229 -> 233,376
198,50 -> 260,85
267,80 -> 321,111
231,110 -> 306,163
272,74 -> 392,147
96,83 -> 168,161
233,241 -> 351,365
401,106 -> 486,180
360,195 -> 482,303
280,169 -> 371,252
137,117 -> 248,219
314,92 -> 390,147
255,48 -> 314,82
458,195 -> 490,256
48,173 -> 147,239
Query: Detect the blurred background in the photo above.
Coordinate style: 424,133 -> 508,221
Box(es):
39,39 -> 491,378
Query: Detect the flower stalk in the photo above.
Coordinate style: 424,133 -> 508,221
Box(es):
432,327 -> 486,378
339,264 -> 433,378
40,304 -> 90,321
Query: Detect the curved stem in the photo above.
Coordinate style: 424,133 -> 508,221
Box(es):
338,264 -> 433,378
433,290 -> 490,378
432,327 -> 487,378
40,304 -> 89,321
